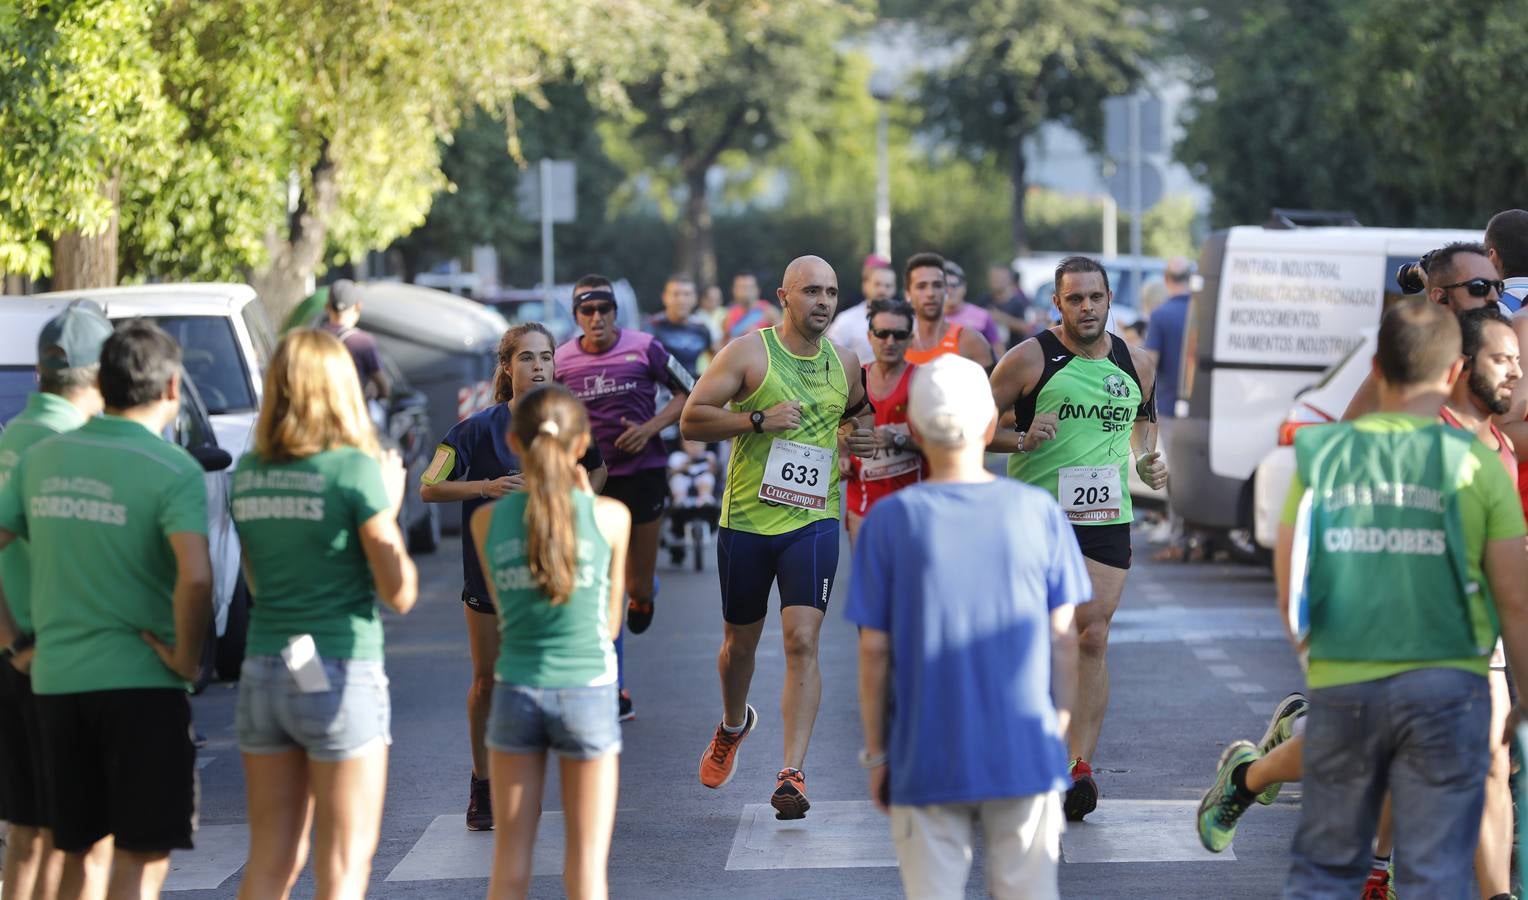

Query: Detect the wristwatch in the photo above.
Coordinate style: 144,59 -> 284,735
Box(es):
0,633 -> 34,661
750,410 -> 766,433
891,432 -> 910,453
858,748 -> 887,769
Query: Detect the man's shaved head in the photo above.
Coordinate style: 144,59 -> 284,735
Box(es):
782,255 -> 836,292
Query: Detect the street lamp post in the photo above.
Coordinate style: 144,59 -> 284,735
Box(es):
870,72 -> 895,262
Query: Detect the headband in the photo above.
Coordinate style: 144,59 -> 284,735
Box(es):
573,289 -> 617,307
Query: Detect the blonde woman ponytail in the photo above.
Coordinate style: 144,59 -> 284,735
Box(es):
512,385 -> 588,605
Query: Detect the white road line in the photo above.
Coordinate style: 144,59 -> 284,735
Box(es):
196,756 -> 215,770
1227,682 -> 1266,695
1061,800 -> 1234,863
1191,647 -> 1229,661
726,802 -> 896,870
1208,665 -> 1245,679
164,824 -> 248,892
386,814 -> 565,881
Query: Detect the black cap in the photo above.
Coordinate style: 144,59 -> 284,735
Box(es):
327,279 -> 360,311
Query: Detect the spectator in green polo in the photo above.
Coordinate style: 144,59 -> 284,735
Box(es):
0,300 -> 113,900
1257,300 -> 1528,895
0,318 -> 213,898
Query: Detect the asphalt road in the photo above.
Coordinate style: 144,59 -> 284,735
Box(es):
174,521 -> 1304,899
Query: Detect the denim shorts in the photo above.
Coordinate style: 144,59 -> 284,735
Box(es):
237,656 -> 392,762
487,682 -> 621,760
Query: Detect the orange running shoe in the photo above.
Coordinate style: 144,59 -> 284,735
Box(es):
699,704 -> 757,788
771,768 -> 810,820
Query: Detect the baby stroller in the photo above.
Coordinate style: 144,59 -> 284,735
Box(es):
664,444 -> 721,570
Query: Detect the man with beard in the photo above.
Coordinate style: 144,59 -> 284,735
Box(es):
682,255 -> 877,820
988,255 -> 1168,822
902,252 -> 995,368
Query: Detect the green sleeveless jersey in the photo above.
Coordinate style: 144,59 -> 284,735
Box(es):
485,490 -> 616,688
1008,330 -> 1148,527
721,327 -> 848,535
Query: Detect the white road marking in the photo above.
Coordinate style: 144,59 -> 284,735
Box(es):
196,756 -> 215,770
164,824 -> 248,891
1112,607 -> 1286,643
1227,682 -> 1266,695
1208,665 -> 1245,679
1061,800 -> 1234,863
725,801 -> 896,870
1191,647 -> 1229,661
386,813 -> 566,881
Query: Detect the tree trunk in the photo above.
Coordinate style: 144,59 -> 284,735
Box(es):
53,177 -> 121,290
676,166 -> 716,293
249,147 -> 340,325
1009,136 -> 1029,259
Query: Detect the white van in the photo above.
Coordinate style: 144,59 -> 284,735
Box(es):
1167,225 -> 1479,541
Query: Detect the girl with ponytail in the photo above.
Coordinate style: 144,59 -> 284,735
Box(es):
419,323 -> 608,830
469,383 -> 630,900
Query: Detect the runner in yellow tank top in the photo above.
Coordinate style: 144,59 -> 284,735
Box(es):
903,252 -> 995,368
681,255 -> 877,819
989,256 -> 1169,823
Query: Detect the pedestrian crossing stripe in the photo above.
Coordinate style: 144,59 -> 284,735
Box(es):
162,800 -> 1250,890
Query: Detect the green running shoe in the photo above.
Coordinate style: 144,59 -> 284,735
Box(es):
1254,692 -> 1308,805
1197,740 -> 1259,853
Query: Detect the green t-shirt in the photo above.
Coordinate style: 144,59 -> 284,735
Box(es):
0,415 -> 208,694
0,393 -> 87,634
1281,412 -> 1526,688
485,490 -> 616,687
231,447 -> 393,661
720,328 -> 848,535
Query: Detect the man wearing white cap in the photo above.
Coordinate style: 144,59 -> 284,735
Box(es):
847,355 -> 1090,900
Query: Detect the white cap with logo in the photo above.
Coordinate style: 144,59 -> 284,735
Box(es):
907,355 -> 997,448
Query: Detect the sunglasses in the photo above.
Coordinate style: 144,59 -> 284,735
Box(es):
1440,277 -> 1504,298
575,302 -> 616,317
870,328 -> 912,341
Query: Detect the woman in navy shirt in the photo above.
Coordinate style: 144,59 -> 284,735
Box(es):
420,322 -> 607,831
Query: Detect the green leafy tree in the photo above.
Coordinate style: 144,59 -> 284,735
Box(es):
912,0 -> 1149,256
0,0 -> 179,286
611,0 -> 868,290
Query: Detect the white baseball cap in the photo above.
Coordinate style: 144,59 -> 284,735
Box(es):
908,355 -> 997,448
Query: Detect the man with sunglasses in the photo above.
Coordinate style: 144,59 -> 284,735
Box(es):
845,299 -> 927,545
682,255 -> 878,820
556,275 -> 695,717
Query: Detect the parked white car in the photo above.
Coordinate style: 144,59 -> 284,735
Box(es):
28,284 -> 277,678
0,296 -> 237,685
1251,328 -> 1378,549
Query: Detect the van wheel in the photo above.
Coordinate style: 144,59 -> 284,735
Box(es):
408,504 -> 440,555
216,577 -> 251,681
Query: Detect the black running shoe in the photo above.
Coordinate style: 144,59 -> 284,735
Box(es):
619,689 -> 635,723
466,774 -> 493,831
1064,758 -> 1099,822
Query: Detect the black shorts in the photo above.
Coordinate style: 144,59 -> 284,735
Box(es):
36,688 -> 197,853
1072,522 -> 1132,570
0,664 -> 49,828
462,590 -> 496,616
603,468 -> 668,524
717,520 -> 840,625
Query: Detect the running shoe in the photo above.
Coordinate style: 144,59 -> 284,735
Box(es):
1255,692 -> 1308,805
699,704 -> 758,789
1196,741 -> 1258,852
1359,866 -> 1396,900
628,577 -> 659,634
466,774 -> 493,831
771,768 -> 810,820
1064,758 -> 1099,822
619,689 -> 636,723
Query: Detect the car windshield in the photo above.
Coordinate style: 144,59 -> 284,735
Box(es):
147,316 -> 255,415
0,366 -> 36,427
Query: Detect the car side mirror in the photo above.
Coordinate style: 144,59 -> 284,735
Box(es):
190,444 -> 233,473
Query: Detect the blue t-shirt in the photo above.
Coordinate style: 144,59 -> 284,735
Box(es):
845,479 -> 1091,806
1144,293 -> 1190,417
645,314 -> 713,377
425,403 -> 604,600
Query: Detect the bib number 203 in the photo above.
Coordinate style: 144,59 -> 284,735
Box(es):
779,462 -> 820,487
1072,484 -> 1110,506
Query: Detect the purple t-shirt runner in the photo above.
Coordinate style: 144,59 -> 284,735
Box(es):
945,303 -> 1000,348
555,328 -> 695,477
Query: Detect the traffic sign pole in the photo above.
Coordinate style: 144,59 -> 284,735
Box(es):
540,159 -> 554,305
